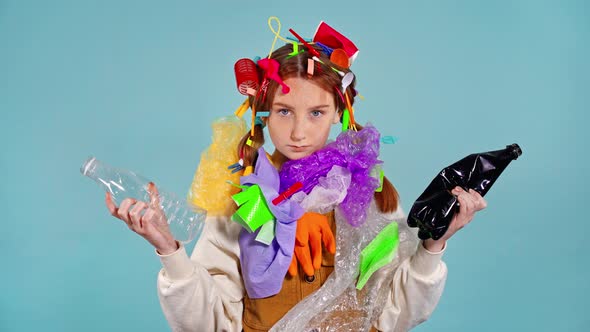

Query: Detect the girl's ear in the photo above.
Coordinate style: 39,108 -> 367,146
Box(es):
332,110 -> 341,124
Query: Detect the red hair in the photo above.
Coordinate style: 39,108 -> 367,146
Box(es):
236,43 -> 399,213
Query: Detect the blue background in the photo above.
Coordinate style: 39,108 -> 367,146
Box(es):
1,1 -> 588,331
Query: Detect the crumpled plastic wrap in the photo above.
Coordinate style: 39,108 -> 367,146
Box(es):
280,125 -> 382,226
408,143 -> 522,240
270,200 -> 420,332
187,115 -> 246,216
269,125 -> 419,331
290,165 -> 351,214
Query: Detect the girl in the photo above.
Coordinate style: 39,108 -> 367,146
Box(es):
105,21 -> 486,332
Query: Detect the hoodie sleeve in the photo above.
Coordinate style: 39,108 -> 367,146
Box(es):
157,215 -> 245,332
373,205 -> 448,332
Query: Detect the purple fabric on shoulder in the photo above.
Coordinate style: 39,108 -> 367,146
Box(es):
238,147 -> 304,298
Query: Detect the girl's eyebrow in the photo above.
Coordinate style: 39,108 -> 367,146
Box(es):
272,102 -> 331,109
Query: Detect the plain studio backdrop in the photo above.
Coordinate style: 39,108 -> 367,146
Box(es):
1,1 -> 588,331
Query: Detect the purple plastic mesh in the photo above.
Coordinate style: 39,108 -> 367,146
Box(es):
279,125 -> 382,227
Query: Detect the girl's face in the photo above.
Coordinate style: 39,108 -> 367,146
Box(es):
267,77 -> 340,160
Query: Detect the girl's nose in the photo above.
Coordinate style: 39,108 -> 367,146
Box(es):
290,118 -> 306,141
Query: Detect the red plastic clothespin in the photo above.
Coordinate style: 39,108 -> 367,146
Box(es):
272,182 -> 303,205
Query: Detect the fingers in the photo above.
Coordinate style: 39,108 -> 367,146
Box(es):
459,191 -> 475,216
471,189 -> 488,211
129,201 -> 149,231
293,212 -> 337,276
105,192 -> 117,216
288,255 -> 298,277
309,229 -> 322,270
316,218 -> 336,254
107,195 -> 151,233
294,245 -> 315,277
116,198 -> 138,225
148,182 -> 161,208
451,186 -> 488,228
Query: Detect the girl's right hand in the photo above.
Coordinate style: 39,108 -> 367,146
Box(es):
105,182 -> 179,255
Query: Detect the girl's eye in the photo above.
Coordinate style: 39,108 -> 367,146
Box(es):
311,110 -> 323,117
278,109 -> 290,116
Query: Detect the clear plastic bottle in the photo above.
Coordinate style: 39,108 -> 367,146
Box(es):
80,156 -> 206,244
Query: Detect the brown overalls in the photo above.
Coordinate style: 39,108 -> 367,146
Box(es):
241,211 -> 379,332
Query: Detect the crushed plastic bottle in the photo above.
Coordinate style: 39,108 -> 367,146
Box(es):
408,144 -> 522,240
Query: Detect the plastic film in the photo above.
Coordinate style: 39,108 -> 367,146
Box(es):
280,125 -> 382,227
290,165 -> 351,214
407,143 -> 522,240
187,116 -> 246,216
270,201 -> 420,332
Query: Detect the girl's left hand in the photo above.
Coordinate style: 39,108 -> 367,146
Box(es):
423,186 -> 488,252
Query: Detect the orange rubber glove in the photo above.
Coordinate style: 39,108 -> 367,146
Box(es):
288,212 -> 336,277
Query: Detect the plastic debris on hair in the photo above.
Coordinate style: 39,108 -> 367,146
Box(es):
288,28 -> 321,58
254,116 -> 266,128
330,48 -> 350,68
234,98 -> 250,118
258,58 -> 290,94
258,78 -> 270,104
307,59 -> 315,76
313,21 -> 359,64
315,41 -> 334,57
286,42 -> 304,59
234,58 -> 260,95
341,109 -> 350,132
341,72 -> 354,93
228,158 -> 245,173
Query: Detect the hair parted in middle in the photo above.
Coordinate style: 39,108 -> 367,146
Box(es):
237,43 -> 355,167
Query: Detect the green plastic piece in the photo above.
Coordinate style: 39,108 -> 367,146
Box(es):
255,220 -> 276,245
231,184 -> 275,233
377,169 -> 384,192
356,222 -> 399,290
287,42 -> 305,59
342,109 -> 350,132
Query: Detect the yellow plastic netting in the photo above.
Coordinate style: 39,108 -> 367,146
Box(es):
187,115 -> 246,216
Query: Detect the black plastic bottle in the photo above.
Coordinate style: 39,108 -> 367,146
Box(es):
407,144 -> 522,240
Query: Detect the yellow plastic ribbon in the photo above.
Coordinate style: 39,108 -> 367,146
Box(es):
267,16 -> 290,59
235,98 -> 250,118
250,103 -> 256,136
344,91 -> 357,131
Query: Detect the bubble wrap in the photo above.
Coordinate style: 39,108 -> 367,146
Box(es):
270,201 -> 420,332
187,116 -> 246,216
271,200 -> 419,332
280,125 -> 382,227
